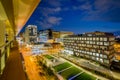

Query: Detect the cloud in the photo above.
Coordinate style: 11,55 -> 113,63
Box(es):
36,16 -> 62,28
37,0 -> 120,29
72,1 -> 92,11
38,7 -> 61,17
47,0 -> 61,7
47,17 -> 62,25
71,0 -> 120,22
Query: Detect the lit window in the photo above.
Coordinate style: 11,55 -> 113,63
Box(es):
100,58 -> 103,62
99,42 -> 103,45
90,37 -> 92,40
96,37 -> 99,41
96,57 -> 99,61
93,37 -> 95,40
104,42 -> 109,46
100,54 -> 103,57
96,53 -> 99,56
104,55 -> 107,58
93,53 -> 95,55
104,38 -> 107,41
100,37 -> 103,41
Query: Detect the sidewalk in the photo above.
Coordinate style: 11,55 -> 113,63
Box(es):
0,42 -> 27,80
60,53 -> 120,80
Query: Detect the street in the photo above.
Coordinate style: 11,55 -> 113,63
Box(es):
20,45 -> 46,80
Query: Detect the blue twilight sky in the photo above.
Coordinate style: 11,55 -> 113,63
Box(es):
21,0 -> 120,34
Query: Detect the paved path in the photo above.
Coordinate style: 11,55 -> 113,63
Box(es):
60,53 -> 120,80
0,42 -> 27,80
58,66 -> 73,74
68,72 -> 84,80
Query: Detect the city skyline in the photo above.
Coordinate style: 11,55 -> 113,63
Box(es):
21,0 -> 120,34
1,0 -> 120,80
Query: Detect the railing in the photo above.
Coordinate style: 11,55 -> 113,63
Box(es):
0,40 -> 14,76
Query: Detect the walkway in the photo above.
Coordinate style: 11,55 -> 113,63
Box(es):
60,53 -> 120,80
68,72 -> 84,80
58,66 -> 73,74
0,41 -> 27,80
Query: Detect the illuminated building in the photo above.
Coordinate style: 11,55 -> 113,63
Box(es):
0,0 -> 40,76
63,31 -> 115,67
38,29 -> 73,43
25,25 -> 37,44
60,31 -> 74,38
53,31 -> 74,42
38,29 -> 53,42
31,42 -> 52,54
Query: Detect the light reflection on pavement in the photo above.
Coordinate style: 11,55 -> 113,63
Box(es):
20,45 -> 46,80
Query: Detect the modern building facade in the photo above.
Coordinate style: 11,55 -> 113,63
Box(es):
25,25 -> 37,44
38,29 -> 53,42
63,31 -> 115,67
38,29 -> 74,43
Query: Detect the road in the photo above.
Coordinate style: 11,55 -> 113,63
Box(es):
20,45 -> 46,80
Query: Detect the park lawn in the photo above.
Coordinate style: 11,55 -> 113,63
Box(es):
53,62 -> 72,72
44,55 -> 54,60
60,66 -> 82,80
74,72 -> 96,80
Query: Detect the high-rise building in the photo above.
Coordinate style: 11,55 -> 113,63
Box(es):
63,31 -> 115,67
25,25 -> 37,44
38,29 -> 52,42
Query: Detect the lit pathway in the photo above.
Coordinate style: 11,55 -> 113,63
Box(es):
68,72 -> 84,80
57,66 -> 73,74
20,45 -> 46,80
53,54 -> 108,80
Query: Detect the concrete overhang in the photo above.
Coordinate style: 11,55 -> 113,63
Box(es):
0,0 -> 41,35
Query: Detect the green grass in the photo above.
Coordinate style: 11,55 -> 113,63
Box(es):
60,66 -> 82,80
74,73 -> 96,80
53,62 -> 72,72
44,55 -> 54,59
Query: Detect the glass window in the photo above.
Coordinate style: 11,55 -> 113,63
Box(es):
104,55 -> 107,58
100,37 -> 103,41
90,37 -> 92,40
96,53 -> 99,56
99,42 -> 103,45
87,37 -> 89,40
93,37 -> 95,40
104,42 -> 109,46
93,53 -> 95,55
96,37 -> 99,41
109,38 -> 114,41
104,38 -> 107,41
100,58 -> 103,62
100,54 -> 103,57
96,57 -> 99,61
90,52 -> 92,55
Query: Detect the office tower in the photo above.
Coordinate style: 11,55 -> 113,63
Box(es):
25,25 -> 37,44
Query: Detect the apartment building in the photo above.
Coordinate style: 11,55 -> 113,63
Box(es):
25,25 -> 37,44
63,31 -> 115,67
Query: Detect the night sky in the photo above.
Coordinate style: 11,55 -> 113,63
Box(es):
21,0 -> 120,34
